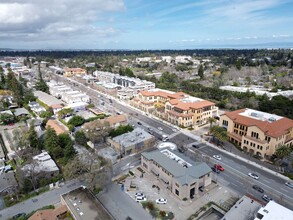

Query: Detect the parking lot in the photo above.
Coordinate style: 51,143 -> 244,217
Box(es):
124,166 -> 239,220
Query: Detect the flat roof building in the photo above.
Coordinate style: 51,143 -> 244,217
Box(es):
141,148 -> 212,200
61,186 -> 113,220
254,200 -> 293,220
34,91 -> 64,107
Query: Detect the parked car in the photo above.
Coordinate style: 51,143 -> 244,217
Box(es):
192,144 -> 199,149
248,173 -> 259,180
285,182 -> 293,189
158,127 -> 163,131
252,185 -> 264,193
156,198 -> 167,204
136,196 -> 146,202
213,155 -> 221,160
214,164 -> 224,171
211,167 -> 220,173
262,195 -> 272,202
135,192 -> 145,198
137,122 -> 142,125
13,213 -> 26,219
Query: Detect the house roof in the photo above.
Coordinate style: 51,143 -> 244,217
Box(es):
222,108 -> 293,137
46,119 -> 68,135
142,149 -> 211,185
63,68 -> 86,73
14,108 -> 30,116
104,115 -> 127,126
51,104 -> 63,109
173,100 -> 215,111
28,205 -> 68,220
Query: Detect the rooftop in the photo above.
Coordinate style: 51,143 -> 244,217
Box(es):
34,91 -> 64,107
142,148 -> 211,185
103,115 -> 127,126
46,119 -> 69,135
28,205 -> 68,220
254,200 -> 293,220
223,108 -> 293,137
61,187 -> 113,220
14,107 -> 30,117
113,127 -> 154,148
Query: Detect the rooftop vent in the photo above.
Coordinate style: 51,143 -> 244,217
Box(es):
268,117 -> 276,122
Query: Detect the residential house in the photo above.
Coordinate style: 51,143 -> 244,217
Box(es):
102,115 -> 128,128
28,101 -> 46,115
46,119 -> 69,135
219,108 -> 293,158
63,68 -> 86,77
28,205 -> 68,220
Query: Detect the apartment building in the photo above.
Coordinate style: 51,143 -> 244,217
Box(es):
132,89 -> 218,127
220,108 -> 293,158
63,68 -> 86,77
141,148 -> 212,200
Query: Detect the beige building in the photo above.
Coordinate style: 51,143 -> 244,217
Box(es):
63,68 -> 86,77
220,108 -> 293,158
141,148 -> 212,200
108,127 -> 155,155
132,89 -> 218,128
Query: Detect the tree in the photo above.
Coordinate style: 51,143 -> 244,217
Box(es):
208,117 -> 217,129
75,130 -> 88,146
0,113 -> 15,125
12,127 -> 29,150
198,64 -> 204,79
35,63 -> 49,93
39,111 -> 53,119
44,127 -> 61,156
28,121 -> 41,149
275,145 -> 292,160
83,120 -> 111,143
23,89 -> 36,104
109,124 -> 134,137
209,125 -> 227,146
235,60 -> 242,70
57,108 -> 73,119
6,70 -> 24,106
68,115 -> 85,127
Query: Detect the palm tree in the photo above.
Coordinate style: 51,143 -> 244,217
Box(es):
276,145 -> 292,160
208,117 -> 216,130
209,125 -> 227,146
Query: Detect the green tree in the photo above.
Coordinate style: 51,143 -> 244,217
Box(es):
208,117 -> 217,129
236,60 -> 242,70
39,110 -> 53,119
68,115 -> 85,127
57,108 -> 74,119
210,125 -> 227,146
75,130 -> 88,146
28,122 -> 41,149
23,89 -> 36,104
275,145 -> 292,160
109,124 -> 134,137
6,70 -> 24,106
44,127 -> 60,156
198,64 -> 204,79
0,113 -> 15,125
35,64 -> 49,93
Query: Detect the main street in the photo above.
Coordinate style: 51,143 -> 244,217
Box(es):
52,73 -> 293,210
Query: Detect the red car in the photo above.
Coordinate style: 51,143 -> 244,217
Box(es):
214,164 -> 224,171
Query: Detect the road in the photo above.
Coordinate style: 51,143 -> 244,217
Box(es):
0,179 -> 84,219
52,73 -> 293,210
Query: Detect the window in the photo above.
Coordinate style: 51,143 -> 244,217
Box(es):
175,189 -> 179,196
175,183 -> 179,187
190,182 -> 196,187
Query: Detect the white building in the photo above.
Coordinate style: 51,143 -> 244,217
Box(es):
161,56 -> 173,63
254,201 -> 293,220
28,101 -> 46,115
66,102 -> 88,112
50,85 -> 73,98
62,91 -> 90,104
175,56 -> 192,64
136,57 -> 152,63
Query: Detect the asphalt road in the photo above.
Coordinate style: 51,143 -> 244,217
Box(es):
0,179 -> 84,219
52,73 -> 293,211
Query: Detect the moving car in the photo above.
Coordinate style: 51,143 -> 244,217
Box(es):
213,155 -> 221,160
285,182 -> 293,189
158,127 -> 163,131
252,185 -> 264,193
262,195 -> 272,202
156,198 -> 167,204
248,173 -> 259,180
214,164 -> 224,171
137,122 -> 142,125
211,167 -> 220,173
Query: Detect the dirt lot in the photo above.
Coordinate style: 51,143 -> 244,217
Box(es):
124,166 -> 239,220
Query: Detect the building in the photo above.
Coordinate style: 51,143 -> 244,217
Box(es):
175,55 -> 192,64
132,89 -> 218,127
34,91 -> 64,108
62,92 -> 90,104
254,200 -> 293,220
108,127 -> 155,155
28,205 -> 68,220
102,115 -> 128,128
0,172 -> 18,194
46,119 -> 69,135
28,101 -> 46,115
161,56 -> 173,63
97,147 -> 118,165
66,102 -> 88,112
61,186 -> 113,220
63,68 -> 86,77
220,108 -> 293,158
221,195 -> 262,220
22,151 -> 60,179
50,85 -> 73,98
141,148 -> 212,200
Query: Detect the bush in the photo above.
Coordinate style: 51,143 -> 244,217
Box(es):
146,202 -> 155,210
183,197 -> 188,201
284,172 -> 293,180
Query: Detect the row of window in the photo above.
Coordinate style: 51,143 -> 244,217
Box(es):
243,140 -> 264,150
251,131 -> 259,139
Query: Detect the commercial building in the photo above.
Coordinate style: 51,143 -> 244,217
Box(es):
61,186 -> 113,220
254,200 -> 293,220
34,91 -> 64,108
220,108 -> 293,158
141,148 -> 212,200
108,127 -> 155,155
132,89 -> 218,127
63,68 -> 86,77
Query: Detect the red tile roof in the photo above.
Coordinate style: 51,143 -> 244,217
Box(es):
223,109 -> 293,137
173,100 -> 215,111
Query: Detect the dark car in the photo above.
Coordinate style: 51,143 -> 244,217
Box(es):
137,122 -> 142,125
199,186 -> 204,192
211,167 -> 220,173
13,213 -> 26,219
252,185 -> 264,193
192,144 -> 199,149
262,195 -> 272,202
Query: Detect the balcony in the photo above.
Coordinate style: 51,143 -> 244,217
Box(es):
244,135 -> 267,145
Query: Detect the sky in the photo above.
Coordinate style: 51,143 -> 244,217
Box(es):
1,0 -> 293,50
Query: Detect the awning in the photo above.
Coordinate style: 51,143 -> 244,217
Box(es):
160,176 -> 169,184
151,169 -> 159,176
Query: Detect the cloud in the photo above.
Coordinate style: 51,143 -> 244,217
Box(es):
0,0 -> 125,46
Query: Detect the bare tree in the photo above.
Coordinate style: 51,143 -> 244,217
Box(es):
83,120 -> 111,144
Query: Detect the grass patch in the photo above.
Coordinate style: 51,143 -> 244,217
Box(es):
141,201 -> 174,219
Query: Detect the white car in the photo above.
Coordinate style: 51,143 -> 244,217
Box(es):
248,173 -> 259,180
285,182 -> 293,189
135,192 -> 145,198
158,127 -> 163,131
156,198 -> 167,204
136,196 -> 146,202
213,155 -> 221,160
